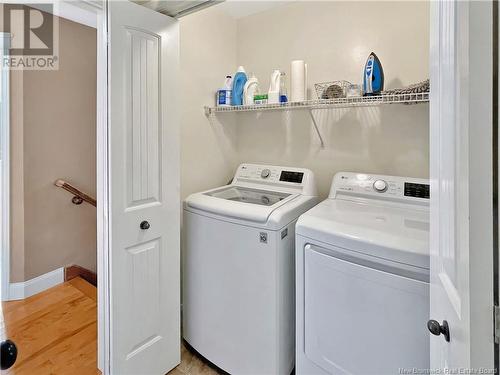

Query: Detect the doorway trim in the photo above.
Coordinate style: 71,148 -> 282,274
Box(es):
493,0 -> 499,370
0,32 -> 11,302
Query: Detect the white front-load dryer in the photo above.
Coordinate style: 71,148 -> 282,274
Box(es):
296,172 -> 430,375
183,163 -> 319,375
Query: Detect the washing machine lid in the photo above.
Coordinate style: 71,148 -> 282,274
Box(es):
206,186 -> 291,206
296,198 -> 429,270
185,186 -> 298,223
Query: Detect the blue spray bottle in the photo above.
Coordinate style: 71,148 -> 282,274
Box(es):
231,66 -> 247,106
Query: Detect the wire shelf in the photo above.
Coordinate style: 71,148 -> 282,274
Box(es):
204,92 -> 429,116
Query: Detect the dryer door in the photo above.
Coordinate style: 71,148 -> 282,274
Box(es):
303,243 -> 429,374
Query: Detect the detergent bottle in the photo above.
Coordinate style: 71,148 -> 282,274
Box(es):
231,66 -> 247,106
243,74 -> 259,105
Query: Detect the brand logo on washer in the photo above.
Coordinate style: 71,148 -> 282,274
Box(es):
259,232 -> 268,243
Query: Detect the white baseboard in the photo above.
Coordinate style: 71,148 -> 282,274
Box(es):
7,267 -> 65,301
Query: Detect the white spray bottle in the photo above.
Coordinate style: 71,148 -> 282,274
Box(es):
268,69 -> 281,104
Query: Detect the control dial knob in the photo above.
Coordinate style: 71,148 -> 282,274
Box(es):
373,179 -> 388,193
261,169 -> 271,179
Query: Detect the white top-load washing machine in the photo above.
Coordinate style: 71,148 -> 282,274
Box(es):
296,172 -> 430,375
183,163 -> 318,375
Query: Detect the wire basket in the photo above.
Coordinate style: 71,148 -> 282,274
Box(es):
315,80 -> 352,100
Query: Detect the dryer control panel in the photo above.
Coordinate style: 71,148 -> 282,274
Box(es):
232,163 -> 317,196
331,172 -> 429,203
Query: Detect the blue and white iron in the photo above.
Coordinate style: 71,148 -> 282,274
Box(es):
363,52 -> 384,95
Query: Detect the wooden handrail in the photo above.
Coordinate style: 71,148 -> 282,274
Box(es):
54,179 -> 96,207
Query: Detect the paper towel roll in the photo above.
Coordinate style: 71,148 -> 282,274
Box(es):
290,60 -> 307,102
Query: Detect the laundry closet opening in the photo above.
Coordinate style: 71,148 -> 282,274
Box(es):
177,1 -> 430,374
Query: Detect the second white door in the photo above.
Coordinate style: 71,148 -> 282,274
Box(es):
109,1 -> 180,374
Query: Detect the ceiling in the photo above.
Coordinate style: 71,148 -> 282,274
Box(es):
131,0 -> 222,18
215,1 -> 292,19
132,0 -> 292,19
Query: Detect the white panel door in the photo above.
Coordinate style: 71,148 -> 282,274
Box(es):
429,0 -> 469,369
109,1 -> 180,374
430,0 -> 494,371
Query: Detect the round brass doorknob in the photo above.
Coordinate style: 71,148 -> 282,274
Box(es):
427,319 -> 450,342
140,221 -> 150,230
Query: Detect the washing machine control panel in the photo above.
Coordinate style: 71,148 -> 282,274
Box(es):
233,164 -> 317,195
331,172 -> 429,202
236,164 -> 305,183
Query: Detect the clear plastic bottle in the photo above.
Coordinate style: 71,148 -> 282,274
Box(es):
280,72 -> 288,103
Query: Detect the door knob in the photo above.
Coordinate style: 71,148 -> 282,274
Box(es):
140,220 -> 150,230
1,340 -> 18,370
427,319 -> 450,342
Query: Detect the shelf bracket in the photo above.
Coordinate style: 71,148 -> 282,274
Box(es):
308,109 -> 325,148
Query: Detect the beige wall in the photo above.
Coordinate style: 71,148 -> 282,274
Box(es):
179,6 -> 238,200
180,1 -> 429,199
10,16 -> 97,282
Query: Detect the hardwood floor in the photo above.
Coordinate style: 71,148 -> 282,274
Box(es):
0,277 -> 98,374
0,277 -> 221,375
